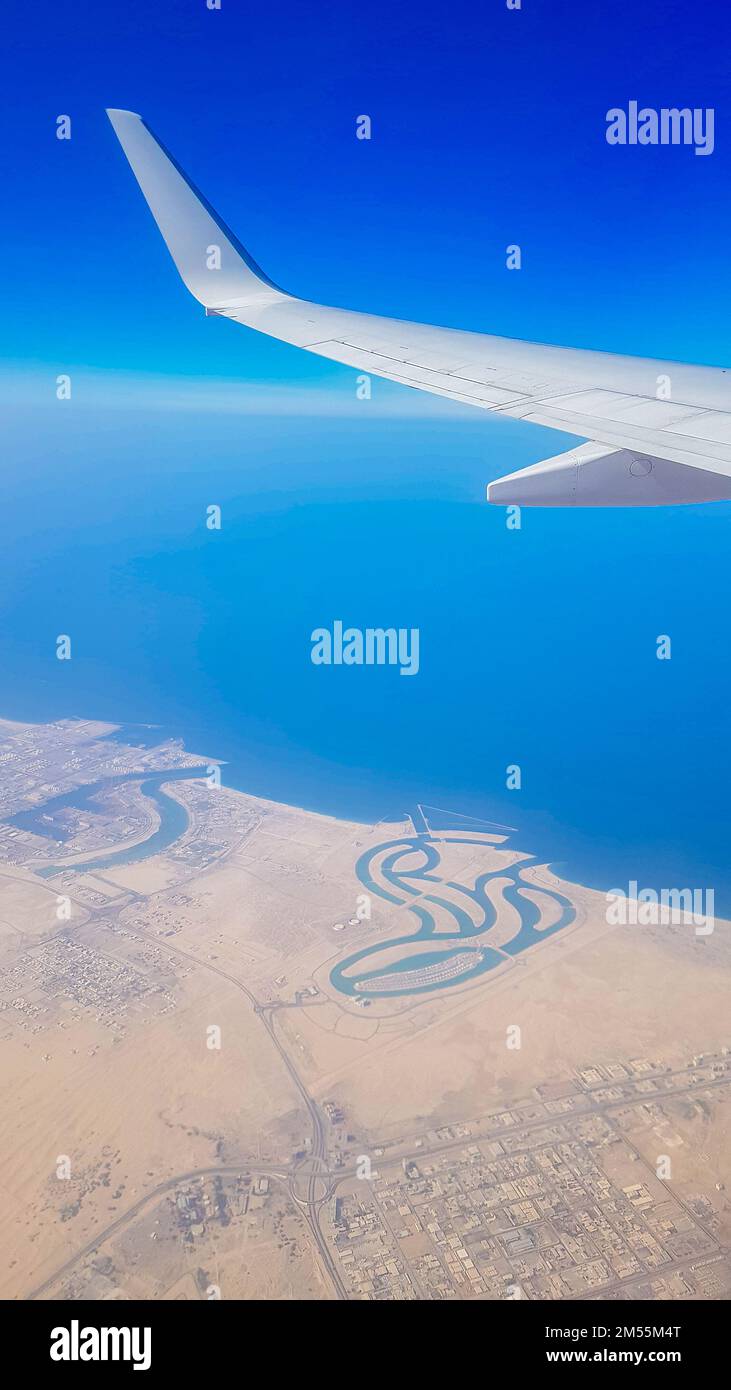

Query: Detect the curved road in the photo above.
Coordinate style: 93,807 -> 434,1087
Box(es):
25,913 -> 348,1302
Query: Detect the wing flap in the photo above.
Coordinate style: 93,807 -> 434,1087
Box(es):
514,400 -> 731,473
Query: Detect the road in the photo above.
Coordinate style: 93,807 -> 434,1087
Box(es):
12,812 -> 350,1301
128,923 -> 349,1299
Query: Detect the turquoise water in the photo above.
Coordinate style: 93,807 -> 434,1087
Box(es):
14,768 -> 577,997
12,768 -> 208,877
330,831 -> 576,999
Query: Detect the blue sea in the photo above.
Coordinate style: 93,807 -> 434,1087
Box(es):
2,389 -> 730,912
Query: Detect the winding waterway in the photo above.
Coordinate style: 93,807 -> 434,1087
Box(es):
12,775 -> 575,1000
329,833 -> 576,999
10,767 -> 208,878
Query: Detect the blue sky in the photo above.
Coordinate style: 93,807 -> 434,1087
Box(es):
4,0 -> 730,386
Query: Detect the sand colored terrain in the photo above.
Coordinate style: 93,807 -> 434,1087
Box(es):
1,716 -> 730,1301
279,875 -> 731,1139
0,929 -> 308,1297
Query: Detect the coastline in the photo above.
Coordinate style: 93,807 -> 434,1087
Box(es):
2,710 -> 723,918
2,711 -> 731,1301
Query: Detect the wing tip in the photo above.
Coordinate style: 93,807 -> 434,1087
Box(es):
106,108 -> 143,124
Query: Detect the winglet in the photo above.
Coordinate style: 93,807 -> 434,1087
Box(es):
106,109 -> 282,308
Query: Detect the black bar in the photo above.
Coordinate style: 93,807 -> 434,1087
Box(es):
3,1297 -> 722,1376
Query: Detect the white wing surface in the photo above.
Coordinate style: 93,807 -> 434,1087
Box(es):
107,109 -> 731,506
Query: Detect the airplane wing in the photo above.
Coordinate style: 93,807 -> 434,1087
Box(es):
107,109 -> 731,506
